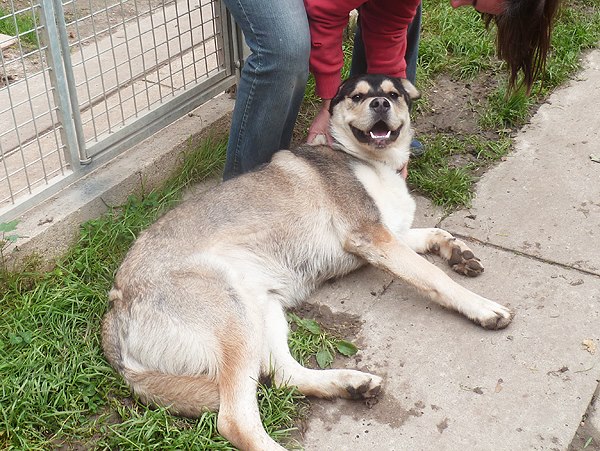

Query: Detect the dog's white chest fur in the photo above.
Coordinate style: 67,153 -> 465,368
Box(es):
353,161 -> 416,236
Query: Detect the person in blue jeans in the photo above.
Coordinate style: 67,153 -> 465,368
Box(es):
221,0 -> 422,180
221,0 -> 310,180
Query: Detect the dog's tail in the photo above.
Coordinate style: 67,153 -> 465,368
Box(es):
123,369 -> 220,417
103,288 -> 220,417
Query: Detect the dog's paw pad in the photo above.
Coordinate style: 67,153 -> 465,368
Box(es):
344,375 -> 383,399
449,245 -> 484,277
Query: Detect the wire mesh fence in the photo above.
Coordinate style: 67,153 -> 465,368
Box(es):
0,0 -> 239,221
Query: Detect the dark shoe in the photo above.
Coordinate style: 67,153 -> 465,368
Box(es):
410,138 -> 425,157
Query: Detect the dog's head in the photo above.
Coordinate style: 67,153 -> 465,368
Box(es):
329,74 -> 420,168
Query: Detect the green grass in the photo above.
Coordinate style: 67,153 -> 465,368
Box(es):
0,6 -> 39,48
407,133 -> 511,209
0,137 -> 229,449
418,0 -> 498,83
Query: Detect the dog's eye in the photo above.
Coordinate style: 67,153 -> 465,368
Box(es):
351,94 -> 363,102
389,92 -> 399,100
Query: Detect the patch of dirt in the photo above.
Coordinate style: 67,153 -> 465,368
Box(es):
413,73 -> 500,140
290,302 -> 363,343
568,387 -> 600,451
305,393 -> 434,441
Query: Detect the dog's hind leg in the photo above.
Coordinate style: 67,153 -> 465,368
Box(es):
345,224 -> 513,330
262,299 -> 382,400
215,315 -> 286,451
402,228 -> 485,277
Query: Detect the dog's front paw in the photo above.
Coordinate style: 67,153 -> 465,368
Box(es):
477,301 -> 514,330
340,371 -> 383,399
448,240 -> 484,277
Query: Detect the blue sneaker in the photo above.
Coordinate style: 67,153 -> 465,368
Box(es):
410,138 -> 425,157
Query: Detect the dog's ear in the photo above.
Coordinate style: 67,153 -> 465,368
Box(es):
400,79 -> 421,100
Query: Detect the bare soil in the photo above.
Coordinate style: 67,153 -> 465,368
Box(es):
413,73 -> 500,139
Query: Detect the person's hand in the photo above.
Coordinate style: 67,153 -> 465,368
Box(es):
399,162 -> 408,180
307,99 -> 333,145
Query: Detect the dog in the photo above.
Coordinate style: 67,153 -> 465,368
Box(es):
102,74 -> 513,451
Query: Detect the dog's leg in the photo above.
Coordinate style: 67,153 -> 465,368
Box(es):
216,319 -> 285,451
402,228 -> 484,277
263,299 -> 382,399
345,224 -> 513,329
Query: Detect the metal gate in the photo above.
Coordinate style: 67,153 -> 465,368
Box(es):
0,0 -> 240,222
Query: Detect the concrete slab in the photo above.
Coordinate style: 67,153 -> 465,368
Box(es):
301,243 -> 600,451
441,50 -> 600,276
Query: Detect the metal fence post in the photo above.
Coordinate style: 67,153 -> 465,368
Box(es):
38,0 -> 83,170
51,0 -> 90,164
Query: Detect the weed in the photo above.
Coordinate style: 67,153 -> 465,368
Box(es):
288,313 -> 358,369
479,85 -> 532,130
0,6 -> 39,48
0,220 -> 21,272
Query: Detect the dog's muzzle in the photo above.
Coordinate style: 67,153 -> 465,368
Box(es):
350,97 -> 403,148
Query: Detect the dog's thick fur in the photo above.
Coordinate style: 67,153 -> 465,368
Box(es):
102,74 -> 513,450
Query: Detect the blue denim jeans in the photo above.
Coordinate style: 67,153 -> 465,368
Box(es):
350,2 -> 422,85
222,0 -> 310,180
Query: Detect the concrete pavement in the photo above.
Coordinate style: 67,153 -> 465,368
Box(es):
300,49 -> 600,450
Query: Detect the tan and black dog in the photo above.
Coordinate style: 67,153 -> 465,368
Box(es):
102,74 -> 513,451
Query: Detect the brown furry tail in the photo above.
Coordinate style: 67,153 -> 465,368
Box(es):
123,369 -> 220,417
102,287 -> 220,417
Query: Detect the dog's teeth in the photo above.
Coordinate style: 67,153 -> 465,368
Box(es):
370,131 -> 391,139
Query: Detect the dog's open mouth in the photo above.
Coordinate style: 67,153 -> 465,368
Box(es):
351,121 -> 401,148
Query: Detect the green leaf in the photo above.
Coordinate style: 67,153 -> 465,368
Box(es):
6,234 -> 19,243
335,340 -> 358,357
9,333 -> 23,345
316,348 -> 333,369
300,319 -> 321,335
20,331 -> 33,344
0,220 -> 19,233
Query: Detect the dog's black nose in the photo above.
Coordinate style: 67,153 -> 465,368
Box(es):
369,98 -> 390,113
